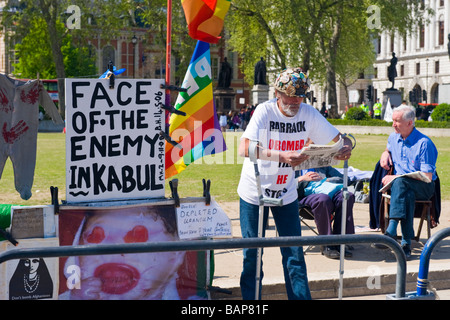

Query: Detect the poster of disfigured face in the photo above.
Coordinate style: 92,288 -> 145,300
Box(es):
58,203 -> 209,300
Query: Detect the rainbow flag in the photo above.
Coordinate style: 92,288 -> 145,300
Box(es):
165,41 -> 227,178
181,0 -> 231,44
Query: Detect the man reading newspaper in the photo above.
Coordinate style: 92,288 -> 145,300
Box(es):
379,105 -> 438,259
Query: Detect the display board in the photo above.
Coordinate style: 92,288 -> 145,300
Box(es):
58,202 -> 211,300
65,79 -> 166,203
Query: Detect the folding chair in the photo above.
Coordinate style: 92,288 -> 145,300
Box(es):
299,204 -> 318,235
381,174 -> 440,242
298,204 -> 318,253
381,193 -> 435,242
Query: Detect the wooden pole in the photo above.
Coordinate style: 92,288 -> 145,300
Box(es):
165,0 -> 172,133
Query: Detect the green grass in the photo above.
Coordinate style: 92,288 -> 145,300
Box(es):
0,131 -> 449,206
0,133 -> 66,205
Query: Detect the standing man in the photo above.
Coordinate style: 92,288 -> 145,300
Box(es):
379,105 -> 438,259
237,68 -> 352,300
373,98 -> 382,119
360,102 -> 369,115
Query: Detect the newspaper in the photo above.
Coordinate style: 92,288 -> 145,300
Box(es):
378,171 -> 431,193
294,137 -> 344,171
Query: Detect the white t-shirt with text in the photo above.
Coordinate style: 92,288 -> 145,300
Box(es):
237,98 -> 339,206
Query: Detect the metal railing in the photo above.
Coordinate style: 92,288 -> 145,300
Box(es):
416,227 -> 450,296
0,234 -> 407,299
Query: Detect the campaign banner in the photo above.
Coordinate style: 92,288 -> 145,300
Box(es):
58,203 -> 209,300
65,79 -> 166,203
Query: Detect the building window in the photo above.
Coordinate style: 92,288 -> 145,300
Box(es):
419,24 -> 425,48
358,89 -> 364,104
440,0 -> 444,7
374,67 -> 378,79
212,57 -> 219,80
439,21 -> 444,45
435,60 -> 440,74
400,64 -> 404,76
416,62 -> 420,75
390,34 -> 394,52
102,45 -> 115,71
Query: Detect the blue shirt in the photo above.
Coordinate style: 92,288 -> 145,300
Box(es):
387,127 -> 438,180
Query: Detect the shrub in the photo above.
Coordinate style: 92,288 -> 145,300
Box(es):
431,103 -> 450,122
328,118 -> 450,128
344,107 -> 371,121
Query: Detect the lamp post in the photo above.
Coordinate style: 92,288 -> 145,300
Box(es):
425,58 -> 429,104
131,35 -> 137,78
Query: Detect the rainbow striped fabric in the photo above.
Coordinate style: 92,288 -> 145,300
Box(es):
165,41 -> 227,178
181,0 -> 231,44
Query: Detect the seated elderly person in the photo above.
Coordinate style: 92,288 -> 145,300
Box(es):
379,105 -> 438,259
297,166 -> 355,259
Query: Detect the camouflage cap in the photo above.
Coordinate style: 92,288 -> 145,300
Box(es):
274,67 -> 311,97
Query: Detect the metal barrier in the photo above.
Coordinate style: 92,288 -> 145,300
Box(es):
416,227 -> 450,296
0,234 -> 407,299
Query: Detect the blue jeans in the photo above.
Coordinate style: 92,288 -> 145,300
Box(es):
239,198 -> 311,300
388,177 -> 435,245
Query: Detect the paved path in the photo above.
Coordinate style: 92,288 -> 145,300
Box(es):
211,200 -> 450,300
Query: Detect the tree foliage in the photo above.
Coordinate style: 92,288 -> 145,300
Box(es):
13,17 -> 96,79
225,0 -> 434,117
1,0 -> 139,118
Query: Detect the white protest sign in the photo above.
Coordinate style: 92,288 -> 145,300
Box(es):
176,200 -> 232,239
65,79 -> 165,203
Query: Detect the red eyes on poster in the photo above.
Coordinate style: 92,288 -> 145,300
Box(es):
58,204 -> 209,300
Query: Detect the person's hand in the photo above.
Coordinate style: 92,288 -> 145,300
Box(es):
279,151 -> 310,168
298,171 -> 322,182
334,144 -> 352,161
380,150 -> 392,170
381,174 -> 398,186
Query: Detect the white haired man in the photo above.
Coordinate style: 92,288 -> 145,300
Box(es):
237,67 -> 352,300
380,105 -> 438,259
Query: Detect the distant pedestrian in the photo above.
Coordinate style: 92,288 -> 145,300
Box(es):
219,112 -> 228,131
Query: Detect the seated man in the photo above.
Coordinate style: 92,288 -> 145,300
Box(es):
379,105 -> 438,259
297,166 -> 355,259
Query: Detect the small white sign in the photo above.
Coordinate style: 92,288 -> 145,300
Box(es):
10,205 -> 57,239
349,90 -> 359,103
176,200 -> 232,239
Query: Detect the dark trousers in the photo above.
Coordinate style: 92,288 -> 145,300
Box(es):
299,190 -> 355,235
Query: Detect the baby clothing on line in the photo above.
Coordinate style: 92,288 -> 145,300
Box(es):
0,74 -> 63,200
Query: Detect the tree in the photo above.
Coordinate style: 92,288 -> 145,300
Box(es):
12,17 -> 56,79
137,0 -> 197,84
13,17 -> 97,79
335,10 -> 375,109
2,0 -> 137,119
225,0 -> 433,117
